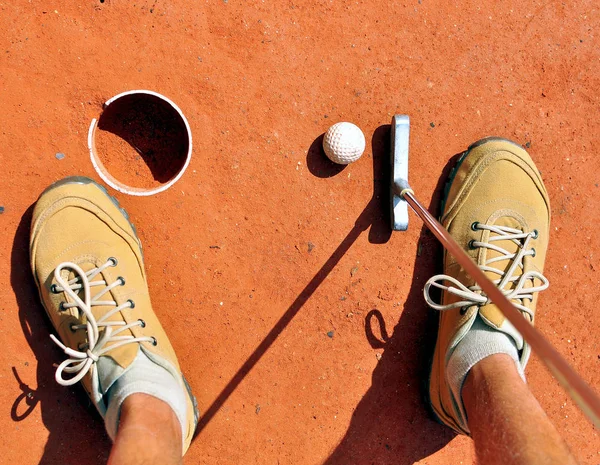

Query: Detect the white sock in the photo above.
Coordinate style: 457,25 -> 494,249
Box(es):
446,316 -> 525,430
98,349 -> 188,443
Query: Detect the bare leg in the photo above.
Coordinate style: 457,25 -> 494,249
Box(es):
463,354 -> 577,465
107,394 -> 182,465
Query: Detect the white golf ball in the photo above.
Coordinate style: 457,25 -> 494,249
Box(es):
323,122 -> 366,165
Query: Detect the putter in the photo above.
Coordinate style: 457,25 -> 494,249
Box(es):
390,115 -> 410,231
390,114 -> 600,427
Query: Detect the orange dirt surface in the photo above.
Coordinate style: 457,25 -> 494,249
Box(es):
1,1 -> 599,464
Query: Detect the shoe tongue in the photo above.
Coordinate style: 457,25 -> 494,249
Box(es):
478,216 -> 527,351
67,262 -> 138,369
479,305 -> 524,351
480,216 -> 522,283
97,348 -> 139,395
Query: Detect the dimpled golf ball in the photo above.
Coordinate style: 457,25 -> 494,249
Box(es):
323,122 -> 366,165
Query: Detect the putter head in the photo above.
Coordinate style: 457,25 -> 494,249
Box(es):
390,115 -> 410,231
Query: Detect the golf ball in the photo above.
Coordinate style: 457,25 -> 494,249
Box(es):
323,122 -> 366,165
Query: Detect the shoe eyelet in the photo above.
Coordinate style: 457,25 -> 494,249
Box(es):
531,248 -> 536,257
69,324 -> 77,332
150,336 -> 158,346
108,257 -> 118,267
127,299 -> 135,309
58,302 -> 66,312
470,222 -> 479,231
531,229 -> 539,239
50,284 -> 59,294
468,239 -> 477,250
138,319 -> 146,328
117,276 -> 126,286
460,307 -> 468,315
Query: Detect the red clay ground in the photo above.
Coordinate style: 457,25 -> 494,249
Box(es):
1,1 -> 599,464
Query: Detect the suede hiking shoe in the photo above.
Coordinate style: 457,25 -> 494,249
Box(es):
30,176 -> 199,453
425,138 -> 551,434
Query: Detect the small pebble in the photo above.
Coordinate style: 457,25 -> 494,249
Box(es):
55,152 -> 65,160
255,404 -> 261,414
376,353 -> 382,361
0,206 -> 4,214
307,241 -> 315,253
327,331 -> 334,338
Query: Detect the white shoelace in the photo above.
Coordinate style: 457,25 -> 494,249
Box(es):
424,224 -> 549,318
50,259 -> 154,387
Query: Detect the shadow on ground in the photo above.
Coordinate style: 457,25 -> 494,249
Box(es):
194,126 -> 393,436
322,132 -> 463,464
321,227 -> 455,464
193,124 -> 460,465
11,205 -> 110,465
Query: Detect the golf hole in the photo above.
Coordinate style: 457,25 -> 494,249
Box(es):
88,90 -> 192,196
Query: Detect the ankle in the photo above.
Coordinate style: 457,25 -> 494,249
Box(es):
119,393 -> 181,438
444,317 -> 524,433
468,352 -> 521,383
108,394 -> 182,465
464,354 -> 520,397
461,355 -> 578,465
462,353 -> 524,419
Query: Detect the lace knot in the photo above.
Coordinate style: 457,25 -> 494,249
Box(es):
424,225 -> 548,318
48,260 -> 154,387
86,350 -> 100,362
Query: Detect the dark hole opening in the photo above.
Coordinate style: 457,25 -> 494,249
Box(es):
95,94 -> 189,189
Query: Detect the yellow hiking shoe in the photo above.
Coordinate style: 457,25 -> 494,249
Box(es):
30,176 -> 199,453
425,138 -> 551,434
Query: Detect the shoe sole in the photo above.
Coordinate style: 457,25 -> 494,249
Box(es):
38,176 -> 201,435
425,137 -> 525,429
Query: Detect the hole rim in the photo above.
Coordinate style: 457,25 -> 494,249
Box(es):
88,90 -> 193,197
